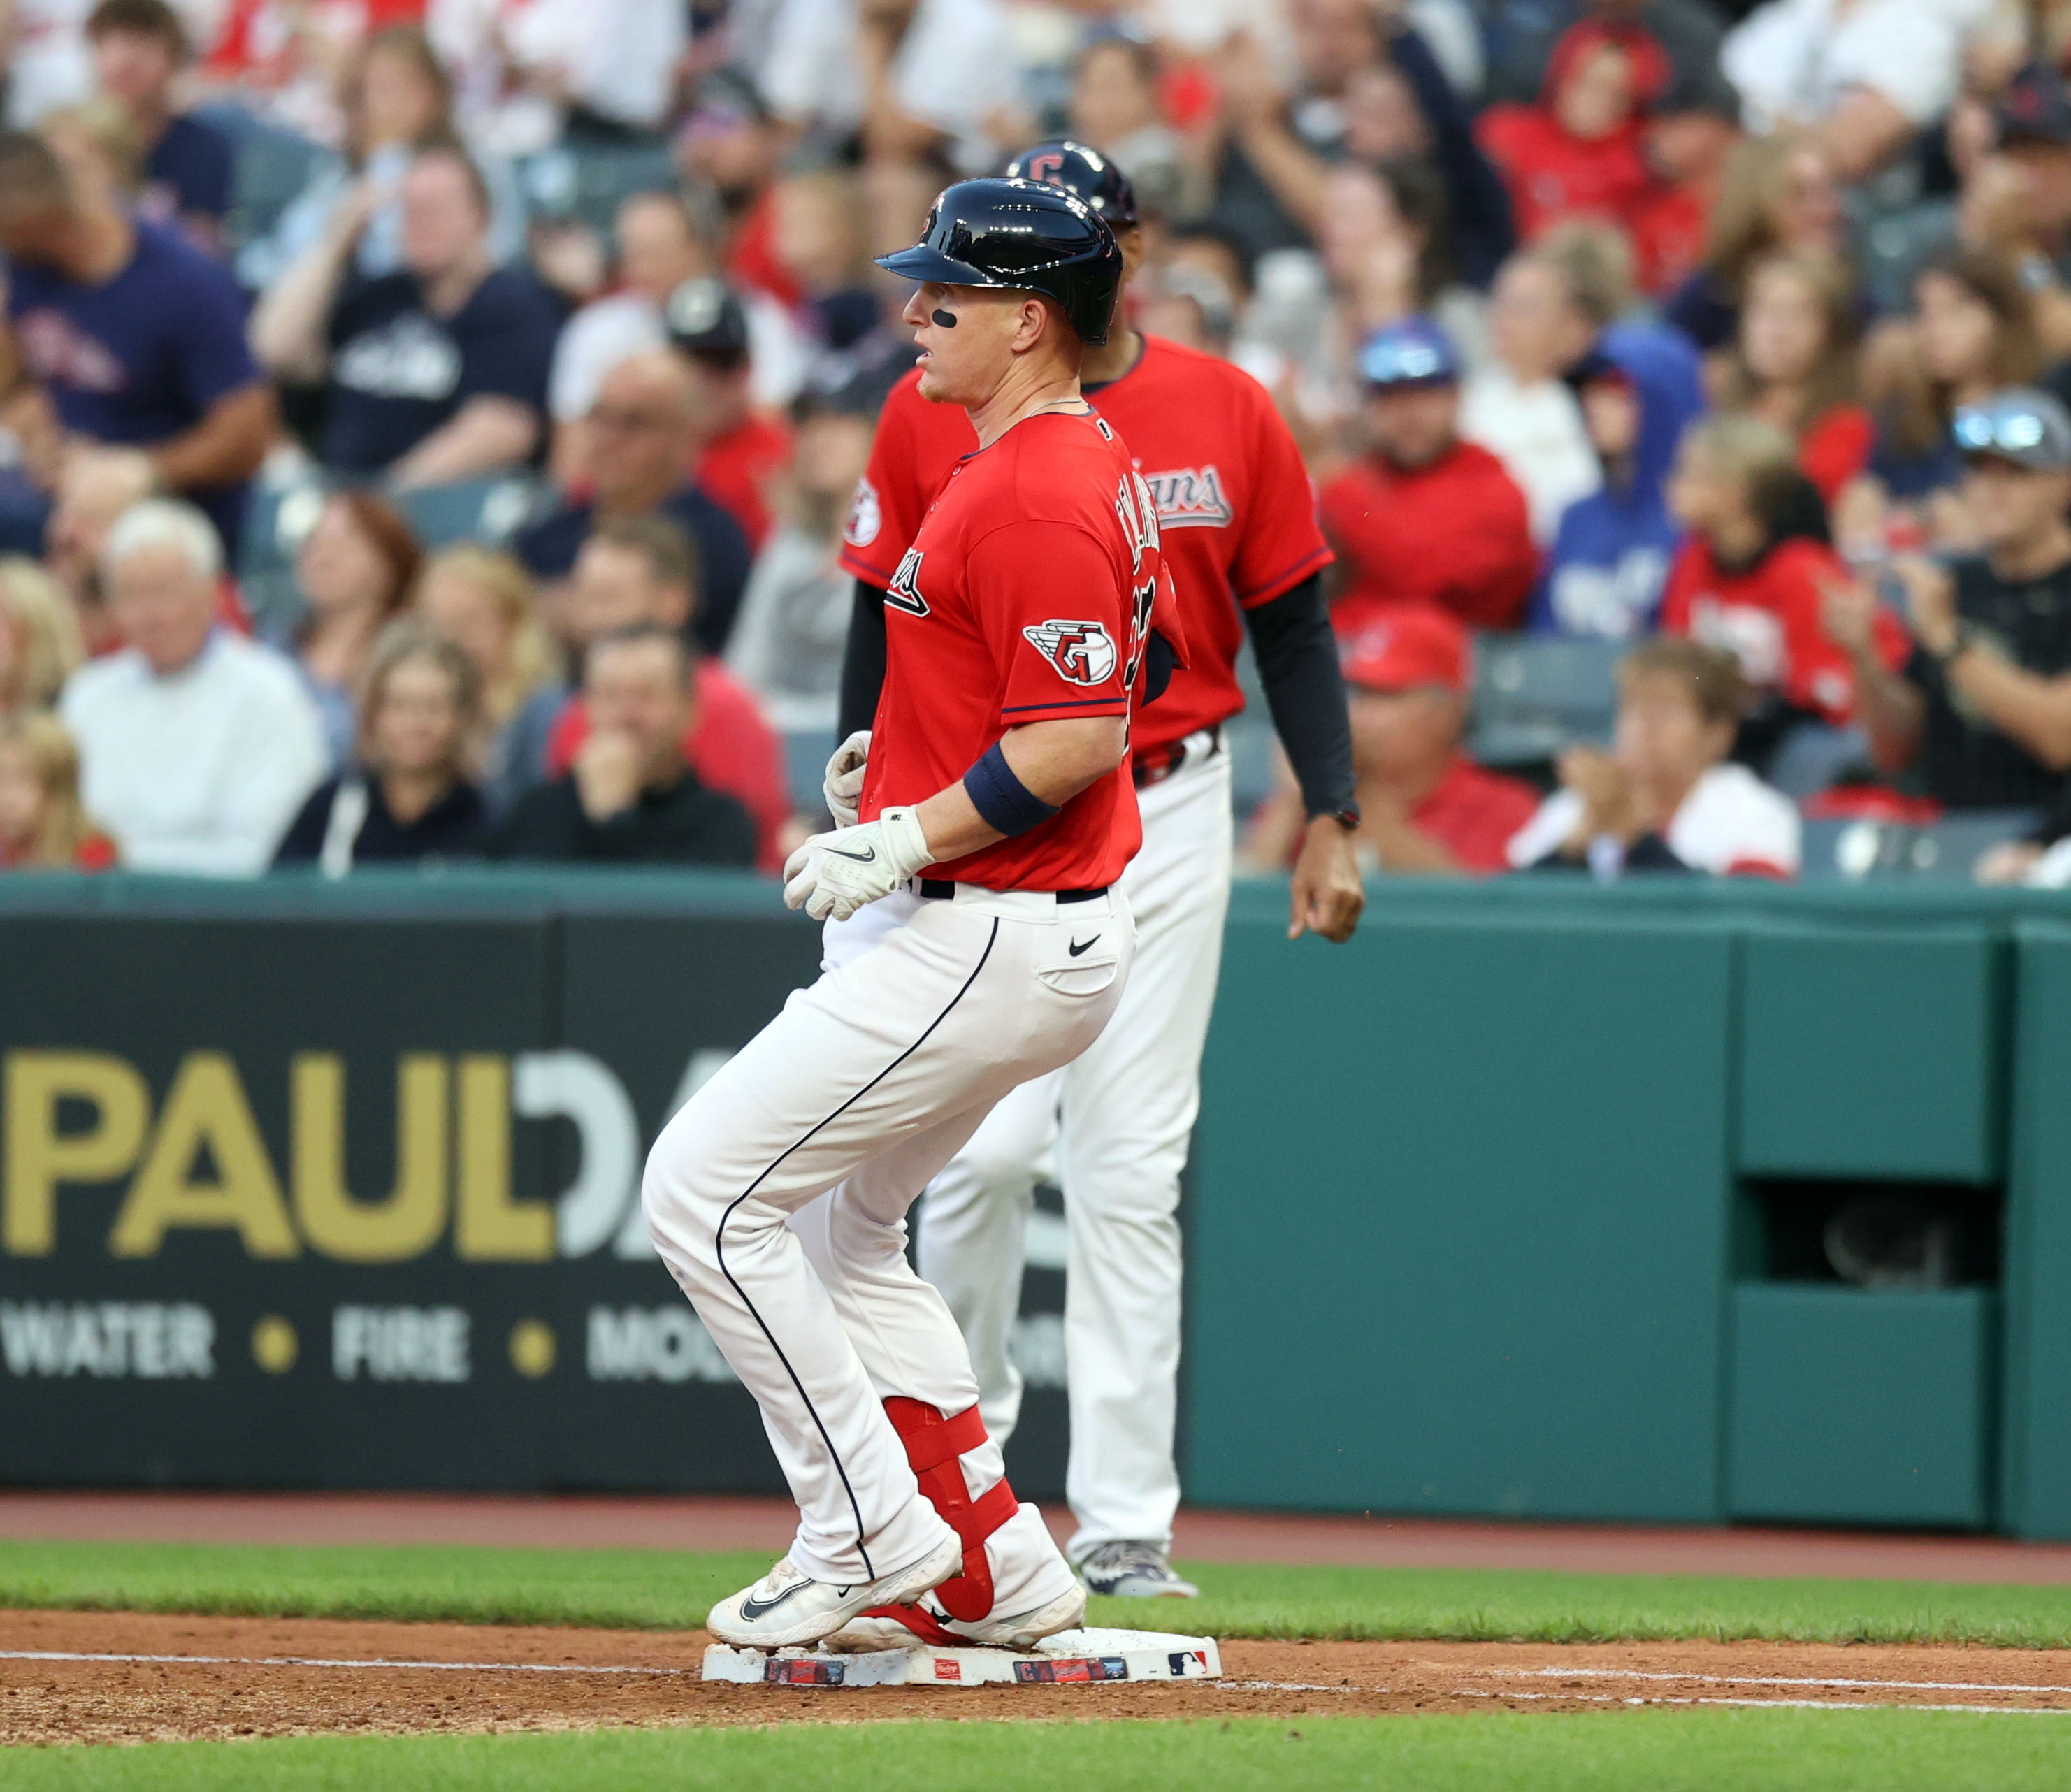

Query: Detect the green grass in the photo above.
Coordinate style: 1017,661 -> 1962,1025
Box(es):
10,1712 -> 2071,1791
10,1538 -> 2071,1647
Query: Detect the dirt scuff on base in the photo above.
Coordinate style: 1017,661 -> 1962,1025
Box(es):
8,1610 -> 2071,1747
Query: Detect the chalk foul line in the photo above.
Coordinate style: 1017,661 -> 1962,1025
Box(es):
13,1650 -> 2071,1713
1492,1666 -> 2071,1696
0,1649 -> 688,1675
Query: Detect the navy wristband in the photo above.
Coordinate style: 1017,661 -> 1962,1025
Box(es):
964,741 -> 1060,836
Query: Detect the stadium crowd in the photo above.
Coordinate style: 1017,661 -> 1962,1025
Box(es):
5,0 -> 2071,884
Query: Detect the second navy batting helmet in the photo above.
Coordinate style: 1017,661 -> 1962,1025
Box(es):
1003,138 -> 1139,229
875,177 -> 1123,346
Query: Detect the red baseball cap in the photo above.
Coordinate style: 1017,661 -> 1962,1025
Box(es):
1340,605 -> 1469,693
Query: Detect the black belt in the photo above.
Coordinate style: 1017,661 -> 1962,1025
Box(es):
1133,723 -> 1222,790
917,880 -> 1106,903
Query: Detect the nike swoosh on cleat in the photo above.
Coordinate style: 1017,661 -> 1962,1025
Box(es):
829,845 -> 877,863
739,1582 -> 811,1620
1068,934 -> 1100,956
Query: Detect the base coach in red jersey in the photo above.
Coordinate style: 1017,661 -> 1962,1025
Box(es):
833,142 -> 1365,1600
642,178 -> 1181,1655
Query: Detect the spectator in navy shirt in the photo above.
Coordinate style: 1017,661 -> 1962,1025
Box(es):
484,623 -> 756,867
85,0 -> 234,256
250,141 -> 558,489
513,352 -> 750,653
0,129 -> 274,555
275,621 -> 487,871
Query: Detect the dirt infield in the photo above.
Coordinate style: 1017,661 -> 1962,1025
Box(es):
9,1610 -> 2071,1747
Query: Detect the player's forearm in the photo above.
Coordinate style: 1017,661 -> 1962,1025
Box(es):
150,384 -> 277,491
837,578 -> 890,740
249,230 -> 353,380
914,716 -> 1127,864
1234,118 -> 1327,236
1948,653 -> 2071,771
1244,575 -> 1357,818
1849,648 -> 1925,774
1817,87 -> 1914,185
387,398 -> 540,491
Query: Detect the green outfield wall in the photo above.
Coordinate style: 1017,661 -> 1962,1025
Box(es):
2,871 -> 2070,1533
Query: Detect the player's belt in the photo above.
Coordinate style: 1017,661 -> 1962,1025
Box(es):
1132,723 -> 1223,790
915,880 -> 1107,904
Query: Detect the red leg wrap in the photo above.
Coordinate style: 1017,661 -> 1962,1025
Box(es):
881,1396 -> 1019,1622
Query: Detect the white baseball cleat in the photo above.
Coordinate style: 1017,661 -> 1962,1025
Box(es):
707,1532 -> 964,1649
825,1579 -> 1088,1653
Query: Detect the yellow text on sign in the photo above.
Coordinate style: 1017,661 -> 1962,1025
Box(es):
1,1050 -> 551,1262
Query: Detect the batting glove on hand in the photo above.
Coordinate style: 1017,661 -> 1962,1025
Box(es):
823,730 -> 872,828
782,805 -> 932,922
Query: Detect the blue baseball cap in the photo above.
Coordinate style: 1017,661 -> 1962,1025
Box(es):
1357,317 -> 1461,389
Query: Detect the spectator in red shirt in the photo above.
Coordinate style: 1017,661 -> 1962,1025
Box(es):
1475,20 -> 1670,245
663,277 -> 791,554
1245,603 -> 1538,876
1320,318 -> 1538,635
1719,250 -> 1872,505
539,514 -> 793,871
1660,412 -> 1907,754
0,709 -> 116,869
1629,99 -> 1740,300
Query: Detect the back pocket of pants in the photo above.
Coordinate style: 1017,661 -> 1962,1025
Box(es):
1037,930 -> 1121,998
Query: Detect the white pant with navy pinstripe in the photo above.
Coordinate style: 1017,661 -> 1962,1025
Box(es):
916,746 -> 1234,1559
642,883 -> 1133,1600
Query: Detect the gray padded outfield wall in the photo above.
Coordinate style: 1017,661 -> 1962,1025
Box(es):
7,870 -> 2071,1534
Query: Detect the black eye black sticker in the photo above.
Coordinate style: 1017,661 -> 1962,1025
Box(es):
931,308 -> 958,328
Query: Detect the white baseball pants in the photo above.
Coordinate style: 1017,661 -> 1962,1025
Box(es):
642,883 -> 1134,1598
917,746 -> 1234,1559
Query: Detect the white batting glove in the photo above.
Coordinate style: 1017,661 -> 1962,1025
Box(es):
782,806 -> 933,922
823,729 -> 872,828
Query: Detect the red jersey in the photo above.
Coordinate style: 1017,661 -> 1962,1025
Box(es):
695,413 -> 792,552
841,338 -> 1331,756
1798,404 -> 1875,505
1411,757 -> 1543,873
545,659 -> 792,872
1631,182 -> 1708,297
1320,443 -> 1537,634
1659,535 -> 1908,725
1474,106 -> 1656,243
861,410 -> 1164,893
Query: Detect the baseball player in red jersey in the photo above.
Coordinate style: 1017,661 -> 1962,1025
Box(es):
642,178 -> 1173,1654
832,143 -> 1366,1598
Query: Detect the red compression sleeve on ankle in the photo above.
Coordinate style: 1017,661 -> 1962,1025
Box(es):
883,1396 -> 1019,1622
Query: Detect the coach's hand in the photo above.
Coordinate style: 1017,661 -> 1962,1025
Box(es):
783,806 -> 933,922
823,730 -> 872,828
1290,814 -> 1364,942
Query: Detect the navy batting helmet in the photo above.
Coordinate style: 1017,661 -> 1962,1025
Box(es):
874,177 -> 1123,346
1002,138 -> 1139,229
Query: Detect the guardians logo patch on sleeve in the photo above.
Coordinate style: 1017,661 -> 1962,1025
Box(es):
1022,619 -> 1118,686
